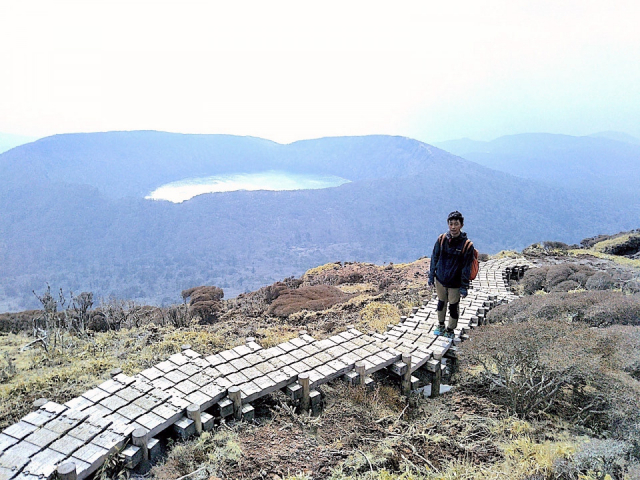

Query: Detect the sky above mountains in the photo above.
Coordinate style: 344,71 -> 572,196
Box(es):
1,0 -> 639,144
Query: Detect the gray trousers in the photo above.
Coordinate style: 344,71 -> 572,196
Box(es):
435,279 -> 460,330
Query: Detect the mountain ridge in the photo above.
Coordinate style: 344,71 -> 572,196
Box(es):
2,131 -> 639,311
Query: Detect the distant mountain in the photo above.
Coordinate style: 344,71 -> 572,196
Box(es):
0,133 -> 38,154
0,132 -> 456,199
433,133 -> 640,197
1,131 -> 638,311
588,131 -> 640,145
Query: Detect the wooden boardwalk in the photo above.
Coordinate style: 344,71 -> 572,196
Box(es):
0,258 -> 532,480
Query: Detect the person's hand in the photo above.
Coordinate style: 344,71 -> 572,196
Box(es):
460,288 -> 467,298
428,277 -> 434,287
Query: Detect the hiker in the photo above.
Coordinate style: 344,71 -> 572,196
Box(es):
428,211 -> 476,338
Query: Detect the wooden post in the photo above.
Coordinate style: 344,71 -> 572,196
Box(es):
401,353 -> 412,397
355,361 -> 366,387
57,463 -> 77,480
228,387 -> 242,420
430,362 -> 442,399
132,428 -> 149,461
299,373 -> 310,412
187,404 -> 202,435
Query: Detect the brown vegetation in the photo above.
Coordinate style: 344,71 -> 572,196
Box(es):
488,290 -> 640,327
267,285 -> 351,317
459,320 -> 640,439
182,286 -> 224,324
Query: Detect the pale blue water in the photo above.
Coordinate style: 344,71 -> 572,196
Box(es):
145,170 -> 351,203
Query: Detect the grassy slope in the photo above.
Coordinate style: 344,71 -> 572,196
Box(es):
1,256 -> 639,480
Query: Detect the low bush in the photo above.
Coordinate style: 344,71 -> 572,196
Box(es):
551,280 -> 580,293
182,286 -> 224,323
567,439 -> 634,480
521,264 -> 601,295
487,290 -> 640,327
460,320 -> 640,447
586,271 -> 615,291
267,285 -> 350,317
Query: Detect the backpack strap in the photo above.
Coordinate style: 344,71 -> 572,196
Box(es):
438,234 -> 446,248
462,240 -> 474,254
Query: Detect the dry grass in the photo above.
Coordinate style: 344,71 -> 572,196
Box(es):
358,302 -> 401,333
592,233 -> 640,253
569,249 -> 640,269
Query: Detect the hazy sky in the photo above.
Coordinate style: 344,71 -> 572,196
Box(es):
1,0 -> 639,144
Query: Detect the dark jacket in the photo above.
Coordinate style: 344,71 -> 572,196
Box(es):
429,231 -> 475,289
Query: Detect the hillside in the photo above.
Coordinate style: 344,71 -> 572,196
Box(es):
434,132 -> 640,196
2,132 -> 640,311
0,235 -> 638,479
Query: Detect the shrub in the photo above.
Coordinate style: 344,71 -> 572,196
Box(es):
567,439 -> 634,480
522,267 -> 549,294
459,320 -> 640,438
267,285 -> 349,317
182,286 -> 224,323
542,241 -> 570,251
551,280 -> 580,293
586,271 -> 615,291
487,291 -> 640,327
546,265 -> 576,289
569,271 -> 590,287
623,279 -> 640,294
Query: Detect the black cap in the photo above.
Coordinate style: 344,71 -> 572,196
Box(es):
447,211 -> 464,225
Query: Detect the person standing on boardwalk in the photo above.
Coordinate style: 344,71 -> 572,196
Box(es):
428,211 -> 475,338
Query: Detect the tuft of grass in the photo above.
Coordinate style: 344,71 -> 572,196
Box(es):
303,262 -> 342,279
490,418 -> 534,439
492,250 -> 520,259
255,326 -> 298,348
151,430 -> 242,480
502,437 -> 576,478
358,302 -> 400,333
338,283 -> 378,294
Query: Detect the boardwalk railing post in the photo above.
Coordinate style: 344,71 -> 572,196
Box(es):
430,361 -> 441,398
187,404 -> 203,435
355,361 -> 366,387
132,428 -> 149,462
401,353 -> 412,397
57,462 -> 77,480
299,372 -> 310,412
229,386 -> 242,420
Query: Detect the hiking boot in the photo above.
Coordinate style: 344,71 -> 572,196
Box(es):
445,329 -> 455,339
434,324 -> 446,336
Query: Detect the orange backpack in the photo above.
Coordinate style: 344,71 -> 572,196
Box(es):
438,234 -> 479,281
